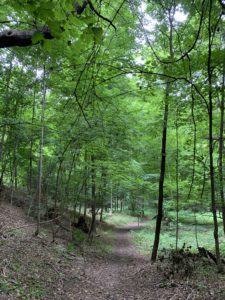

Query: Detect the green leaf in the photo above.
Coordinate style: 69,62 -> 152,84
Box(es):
31,32 -> 44,44
81,27 -> 94,43
42,39 -> 52,51
81,16 -> 95,25
92,27 -> 103,44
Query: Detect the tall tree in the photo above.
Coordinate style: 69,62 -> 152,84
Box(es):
207,0 -> 222,271
35,65 -> 47,236
151,3 -> 175,262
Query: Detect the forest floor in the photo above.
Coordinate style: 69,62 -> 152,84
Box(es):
1,203 -> 225,299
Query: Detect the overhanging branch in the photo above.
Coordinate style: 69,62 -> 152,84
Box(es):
0,1 -> 87,48
0,0 -> 116,48
0,28 -> 53,48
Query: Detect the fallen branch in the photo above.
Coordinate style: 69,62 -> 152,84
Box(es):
198,247 -> 217,264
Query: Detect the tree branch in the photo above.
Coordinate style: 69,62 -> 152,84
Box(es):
0,0 -> 117,48
0,28 -> 53,48
0,1 -> 88,48
87,0 -> 116,30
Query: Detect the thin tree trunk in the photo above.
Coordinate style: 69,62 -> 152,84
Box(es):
84,181 -> 87,218
12,98 -> 19,190
100,167 -> 107,222
187,55 -> 197,200
175,108 -> 179,250
84,150 -> 88,218
207,0 -> 222,272
12,130 -> 18,190
100,206 -> 103,222
116,189 -> 119,211
78,201 -> 82,216
65,151 -> 77,198
54,159 -> 63,210
0,59 -> 13,186
110,180 -> 113,216
89,155 -> 96,241
219,58 -> 225,234
35,65 -> 46,236
73,202 -> 77,222
151,82 -> 170,261
151,7 -> 174,261
28,88 -> 36,192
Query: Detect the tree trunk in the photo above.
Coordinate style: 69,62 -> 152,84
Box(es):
0,59 -> 13,186
100,206 -> 103,222
84,150 -> 88,218
175,108 -> 179,250
78,201 -> 82,216
35,65 -> 46,236
89,155 -> 96,240
28,85 -> 37,192
12,98 -> 19,190
207,0 -> 222,272
151,82 -> 170,261
110,180 -> 113,216
151,7 -> 174,261
100,167 -> 107,222
219,58 -> 225,234
54,159 -> 63,210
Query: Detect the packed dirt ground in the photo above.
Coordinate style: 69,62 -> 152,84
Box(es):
0,202 -> 225,299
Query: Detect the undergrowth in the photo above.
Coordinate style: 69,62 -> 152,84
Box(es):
103,212 -> 138,225
131,215 -> 225,256
72,226 -> 114,254
167,210 -> 223,225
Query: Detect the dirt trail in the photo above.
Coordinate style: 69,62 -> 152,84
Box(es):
0,203 -> 150,300
64,222 -> 151,300
65,222 -> 225,300
1,204 -> 224,299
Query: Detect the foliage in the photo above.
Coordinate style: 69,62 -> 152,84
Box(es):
0,0 -> 224,260
131,218 -> 225,255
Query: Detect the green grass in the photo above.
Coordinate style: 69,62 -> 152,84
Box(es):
103,212 -> 138,226
102,208 -> 157,226
167,210 -> 223,225
0,278 -> 46,299
131,213 -> 225,256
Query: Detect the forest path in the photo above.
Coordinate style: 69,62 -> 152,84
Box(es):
64,221 -> 153,300
0,203 -> 158,300
63,221 -> 223,300
0,203 -> 221,299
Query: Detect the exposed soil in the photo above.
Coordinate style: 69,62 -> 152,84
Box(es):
1,203 -> 225,299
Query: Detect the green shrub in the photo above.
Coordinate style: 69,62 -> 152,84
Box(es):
72,228 -> 86,243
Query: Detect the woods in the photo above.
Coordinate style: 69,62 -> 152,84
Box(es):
0,0 -> 225,299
